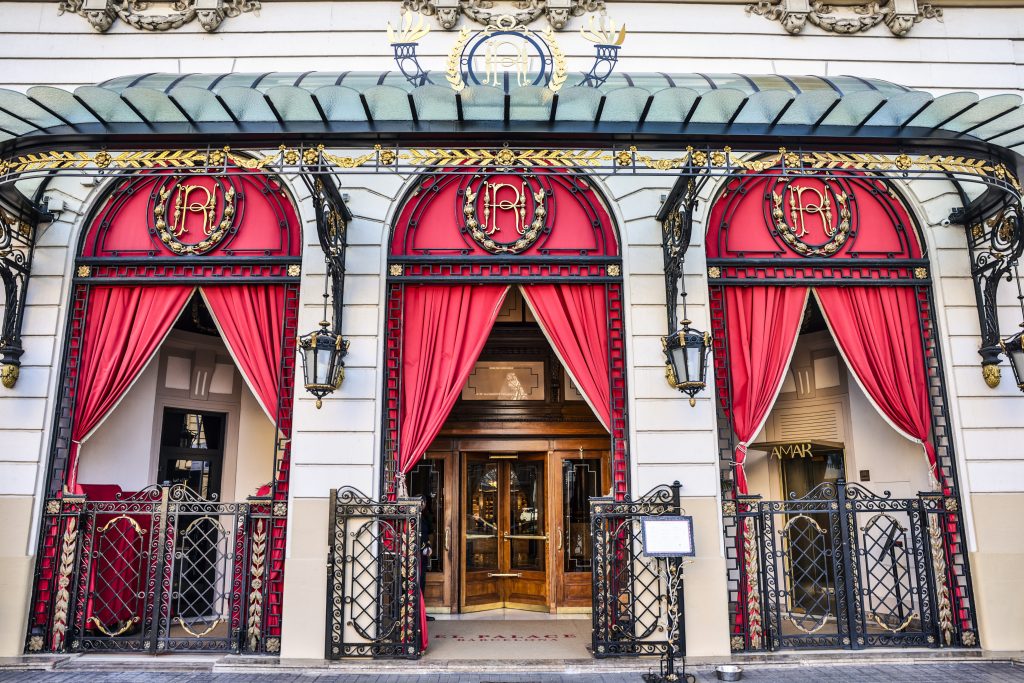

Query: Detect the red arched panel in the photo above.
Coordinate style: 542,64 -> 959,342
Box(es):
707,170 -> 923,261
82,168 -> 301,259
390,168 -> 619,258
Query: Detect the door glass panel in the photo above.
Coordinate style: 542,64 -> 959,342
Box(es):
563,458 -> 601,573
509,460 -> 545,572
164,459 -> 214,498
408,459 -> 444,573
466,461 -> 498,572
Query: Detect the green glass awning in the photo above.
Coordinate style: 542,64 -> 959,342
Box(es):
0,71 -> 1021,160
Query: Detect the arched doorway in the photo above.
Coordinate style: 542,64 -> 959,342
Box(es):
706,170 -> 978,652
27,167 -> 302,655
383,168 -> 625,620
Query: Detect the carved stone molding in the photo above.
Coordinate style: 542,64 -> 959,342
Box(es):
400,0 -> 604,30
58,0 -> 261,33
745,0 -> 942,36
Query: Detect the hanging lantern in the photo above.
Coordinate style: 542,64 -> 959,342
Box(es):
662,319 -> 711,407
1001,325 -> 1024,392
298,320 -> 349,409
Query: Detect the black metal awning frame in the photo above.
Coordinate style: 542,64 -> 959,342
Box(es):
0,124 -> 1022,387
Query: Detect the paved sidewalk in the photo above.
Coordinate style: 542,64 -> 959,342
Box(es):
0,662 -> 1023,682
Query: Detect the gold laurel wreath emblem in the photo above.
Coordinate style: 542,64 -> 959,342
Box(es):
463,176 -> 547,254
771,186 -> 851,257
155,180 -> 237,255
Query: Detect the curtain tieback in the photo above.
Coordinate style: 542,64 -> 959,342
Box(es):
395,471 -> 408,499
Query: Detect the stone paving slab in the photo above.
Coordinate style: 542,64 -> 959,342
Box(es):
0,662 -> 1023,682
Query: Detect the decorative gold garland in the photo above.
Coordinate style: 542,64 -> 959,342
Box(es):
247,519 -> 267,651
0,146 -> 1019,192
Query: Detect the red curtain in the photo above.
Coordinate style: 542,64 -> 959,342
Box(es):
67,285 -> 193,492
202,285 -> 286,423
723,286 -> 808,494
521,284 -> 611,431
398,284 -> 509,475
815,286 -> 939,486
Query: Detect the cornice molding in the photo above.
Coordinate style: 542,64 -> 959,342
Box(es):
745,0 -> 942,36
57,0 -> 260,32
399,0 -> 605,30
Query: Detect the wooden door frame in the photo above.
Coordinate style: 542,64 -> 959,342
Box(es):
426,437 -> 610,614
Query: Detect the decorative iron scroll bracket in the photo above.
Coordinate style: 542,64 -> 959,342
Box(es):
57,0 -> 260,33
302,171 -> 353,334
961,202 -> 1024,387
656,178 -> 702,333
0,203 -> 39,389
400,0 -> 604,30
745,0 -> 942,37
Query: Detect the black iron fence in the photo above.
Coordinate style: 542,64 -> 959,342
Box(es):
590,482 -> 683,658
28,484 -> 280,654
724,480 -> 971,651
325,487 -> 422,659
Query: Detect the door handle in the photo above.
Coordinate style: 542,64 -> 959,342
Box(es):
557,527 -> 563,551
444,527 -> 450,553
503,532 -> 548,541
487,573 -> 523,578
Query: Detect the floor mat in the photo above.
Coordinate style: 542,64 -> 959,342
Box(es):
423,619 -> 592,660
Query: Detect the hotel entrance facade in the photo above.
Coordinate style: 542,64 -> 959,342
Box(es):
2,0 -> 1024,666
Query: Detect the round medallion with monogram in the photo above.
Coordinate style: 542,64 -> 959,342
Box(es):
461,173 -> 549,254
152,175 -> 240,255
707,169 -> 922,262
768,175 -> 852,257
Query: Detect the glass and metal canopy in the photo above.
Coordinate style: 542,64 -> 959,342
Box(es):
0,71 -> 1021,161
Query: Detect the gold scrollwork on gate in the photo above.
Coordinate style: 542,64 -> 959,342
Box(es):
88,616 -> 139,637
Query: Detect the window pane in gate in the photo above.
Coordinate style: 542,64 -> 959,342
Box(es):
563,459 -> 601,572
466,461 -> 498,571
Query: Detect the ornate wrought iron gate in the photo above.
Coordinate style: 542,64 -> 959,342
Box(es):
590,482 -> 682,658
325,487 -> 422,659
726,480 -> 959,651
37,484 -> 260,653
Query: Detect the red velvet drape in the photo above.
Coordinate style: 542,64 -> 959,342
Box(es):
68,285 -> 193,492
723,286 -> 808,494
521,284 -> 612,431
398,284 -> 509,475
202,285 -> 286,423
815,286 -> 939,486
398,283 -> 508,652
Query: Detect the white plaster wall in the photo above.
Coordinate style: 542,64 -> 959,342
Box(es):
846,377 -> 933,499
76,359 -> 158,492
1,2 -> 1023,96
233,387 -> 276,501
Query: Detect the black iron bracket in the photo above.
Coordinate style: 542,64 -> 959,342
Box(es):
657,175 -> 704,333
0,201 -> 39,388
959,195 -> 1024,387
302,171 -> 353,334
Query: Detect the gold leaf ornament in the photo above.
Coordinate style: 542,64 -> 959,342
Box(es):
446,27 -> 471,93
